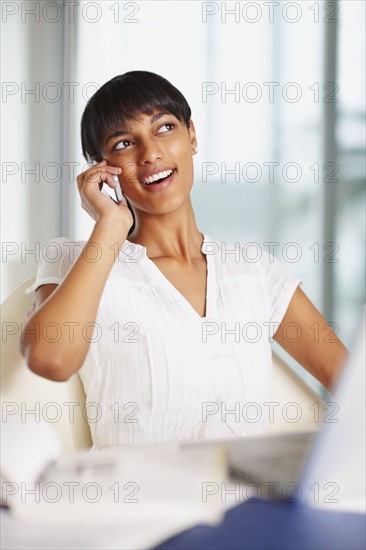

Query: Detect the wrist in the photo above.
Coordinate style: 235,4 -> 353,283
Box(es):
95,214 -> 131,241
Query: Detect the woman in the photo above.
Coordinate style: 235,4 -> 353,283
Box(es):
21,71 -> 348,448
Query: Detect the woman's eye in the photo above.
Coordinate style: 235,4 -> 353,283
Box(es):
114,139 -> 132,151
157,123 -> 174,134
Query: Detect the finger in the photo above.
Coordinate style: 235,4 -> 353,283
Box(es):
79,163 -> 119,184
90,165 -> 121,183
83,166 -> 121,189
77,167 -> 97,193
78,167 -> 122,197
104,173 -> 119,189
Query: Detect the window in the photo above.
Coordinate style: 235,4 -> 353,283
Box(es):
64,1 -> 365,393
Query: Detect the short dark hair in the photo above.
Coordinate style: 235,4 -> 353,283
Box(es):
81,70 -> 192,163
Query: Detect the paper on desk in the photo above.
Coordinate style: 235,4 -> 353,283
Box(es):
0,416 -> 61,505
3,443 -> 227,549
1,508 -> 209,550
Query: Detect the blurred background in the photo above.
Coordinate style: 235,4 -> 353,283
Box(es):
2,0 -> 365,394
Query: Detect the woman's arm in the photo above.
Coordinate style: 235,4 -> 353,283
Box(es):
273,286 -> 349,392
20,161 -> 133,382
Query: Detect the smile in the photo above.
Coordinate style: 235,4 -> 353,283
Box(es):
142,168 -> 174,185
140,169 -> 176,191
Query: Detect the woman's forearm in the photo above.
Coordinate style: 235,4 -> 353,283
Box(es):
20,215 -> 130,381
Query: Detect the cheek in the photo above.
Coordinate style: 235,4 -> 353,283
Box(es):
168,140 -> 193,169
102,153 -> 137,183
121,161 -> 139,185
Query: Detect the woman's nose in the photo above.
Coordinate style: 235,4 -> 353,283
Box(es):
138,139 -> 163,164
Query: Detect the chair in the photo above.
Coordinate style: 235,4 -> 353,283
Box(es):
267,351 -> 324,433
1,279 -> 324,452
1,278 -> 93,451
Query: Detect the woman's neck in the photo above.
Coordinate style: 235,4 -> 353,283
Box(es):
127,201 -> 204,262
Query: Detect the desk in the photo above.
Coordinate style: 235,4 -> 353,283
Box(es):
1,500 -> 365,549
154,499 -> 366,550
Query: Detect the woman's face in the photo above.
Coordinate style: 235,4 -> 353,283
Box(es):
102,111 -> 197,215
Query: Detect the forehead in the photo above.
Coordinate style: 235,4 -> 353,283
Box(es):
121,110 -> 177,130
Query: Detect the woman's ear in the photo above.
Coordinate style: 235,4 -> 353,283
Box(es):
188,119 -> 198,154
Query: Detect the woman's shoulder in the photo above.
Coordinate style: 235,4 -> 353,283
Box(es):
38,236 -> 88,269
42,235 -> 87,246
203,234 -> 271,266
24,237 -> 88,298
204,233 -> 297,285
40,236 -> 87,253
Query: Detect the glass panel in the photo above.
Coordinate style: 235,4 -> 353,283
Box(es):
334,0 -> 366,345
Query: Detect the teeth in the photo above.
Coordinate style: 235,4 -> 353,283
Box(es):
143,169 -> 173,185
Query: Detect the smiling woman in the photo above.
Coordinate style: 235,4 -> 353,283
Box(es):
20,71 -> 348,449
80,72 -> 198,240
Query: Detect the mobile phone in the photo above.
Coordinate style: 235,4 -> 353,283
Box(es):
113,175 -> 124,203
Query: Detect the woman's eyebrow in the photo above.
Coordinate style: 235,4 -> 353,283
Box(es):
150,111 -> 170,123
105,129 -> 129,144
105,112 -> 171,145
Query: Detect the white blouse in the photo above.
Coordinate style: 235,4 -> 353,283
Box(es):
25,234 -> 302,449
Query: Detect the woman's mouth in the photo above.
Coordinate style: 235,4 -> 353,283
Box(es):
140,169 -> 176,192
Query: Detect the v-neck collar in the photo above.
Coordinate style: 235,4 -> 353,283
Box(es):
124,233 -> 217,321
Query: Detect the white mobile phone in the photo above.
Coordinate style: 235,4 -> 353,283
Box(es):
113,175 -> 124,203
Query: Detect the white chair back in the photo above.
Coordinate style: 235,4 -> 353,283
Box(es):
1,278 -> 93,451
268,351 -> 324,433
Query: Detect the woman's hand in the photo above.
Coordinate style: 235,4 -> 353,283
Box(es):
76,160 -> 134,229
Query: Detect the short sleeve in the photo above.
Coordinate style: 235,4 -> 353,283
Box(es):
24,237 -> 84,321
255,249 -> 302,327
